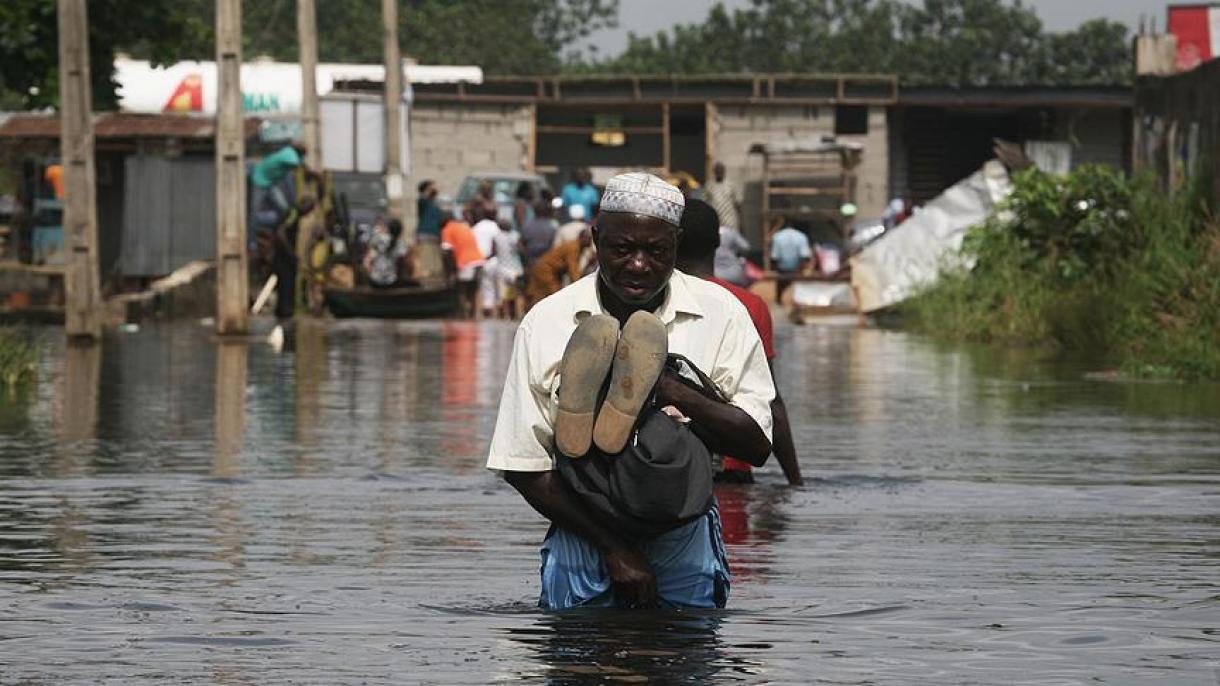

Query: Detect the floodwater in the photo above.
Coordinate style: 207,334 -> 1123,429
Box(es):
1,319 -> 1217,685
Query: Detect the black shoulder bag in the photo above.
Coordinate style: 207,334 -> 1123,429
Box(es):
556,354 -> 725,541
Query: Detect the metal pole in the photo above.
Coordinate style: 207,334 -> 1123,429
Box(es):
57,0 -> 101,340
215,0 -> 248,335
382,0 -> 405,221
297,0 -> 321,170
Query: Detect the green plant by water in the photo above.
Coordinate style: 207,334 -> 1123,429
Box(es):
0,327 -> 38,389
902,165 -> 1220,379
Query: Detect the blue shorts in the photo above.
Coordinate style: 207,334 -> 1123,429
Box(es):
538,506 -> 730,610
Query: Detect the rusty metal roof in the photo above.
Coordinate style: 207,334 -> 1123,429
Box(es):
0,113 -> 261,139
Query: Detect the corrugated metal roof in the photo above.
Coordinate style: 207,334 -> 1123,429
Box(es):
0,113 -> 261,139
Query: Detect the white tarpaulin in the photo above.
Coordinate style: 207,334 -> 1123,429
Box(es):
850,160 -> 1013,313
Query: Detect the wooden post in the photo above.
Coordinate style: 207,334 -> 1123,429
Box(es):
661,102 -> 671,173
215,0 -> 248,335
297,0 -> 321,170
382,0 -> 405,221
57,0 -> 101,340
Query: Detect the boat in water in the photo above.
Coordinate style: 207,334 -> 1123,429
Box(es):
323,281 -> 458,319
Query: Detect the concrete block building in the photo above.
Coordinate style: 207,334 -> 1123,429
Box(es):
404,74 -> 1133,249
408,75 -> 897,246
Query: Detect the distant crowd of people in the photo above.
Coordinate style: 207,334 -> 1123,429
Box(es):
248,143 -> 895,323
421,170 -> 602,320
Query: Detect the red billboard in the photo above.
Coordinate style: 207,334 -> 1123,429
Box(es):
1168,3 -> 1220,70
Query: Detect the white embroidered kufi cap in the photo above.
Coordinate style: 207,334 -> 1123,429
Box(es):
599,172 -> 685,226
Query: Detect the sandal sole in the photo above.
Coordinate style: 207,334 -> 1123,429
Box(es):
554,314 -> 620,458
593,311 -> 668,454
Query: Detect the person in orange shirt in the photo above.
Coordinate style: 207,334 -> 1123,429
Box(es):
441,216 -> 486,319
44,164 -> 64,199
525,229 -> 591,310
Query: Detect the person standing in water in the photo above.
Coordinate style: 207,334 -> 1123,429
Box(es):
677,198 -> 803,486
488,172 -> 775,609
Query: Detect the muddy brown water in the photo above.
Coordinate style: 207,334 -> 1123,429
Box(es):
0,319 -> 1217,684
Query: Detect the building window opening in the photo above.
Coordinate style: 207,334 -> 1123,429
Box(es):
835,105 -> 869,135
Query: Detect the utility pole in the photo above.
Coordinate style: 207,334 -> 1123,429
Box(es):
57,0 -> 101,340
382,0 -> 405,222
297,0 -> 321,170
215,0 -> 248,335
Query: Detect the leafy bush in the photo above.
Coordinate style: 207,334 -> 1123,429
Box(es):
903,165 -> 1220,379
0,327 -> 38,389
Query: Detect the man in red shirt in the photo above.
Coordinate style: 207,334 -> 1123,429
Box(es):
677,199 -> 803,486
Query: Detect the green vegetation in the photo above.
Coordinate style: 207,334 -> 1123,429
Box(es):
0,0 -> 618,109
0,327 -> 38,390
902,165 -> 1220,380
583,0 -> 1131,86
1,0 -> 1131,110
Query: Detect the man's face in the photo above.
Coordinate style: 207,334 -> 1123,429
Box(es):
594,213 -> 679,306
425,183 -> 437,199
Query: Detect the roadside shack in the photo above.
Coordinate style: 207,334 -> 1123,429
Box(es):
0,112 -> 261,288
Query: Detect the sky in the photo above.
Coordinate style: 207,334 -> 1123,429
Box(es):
582,0 -> 1175,57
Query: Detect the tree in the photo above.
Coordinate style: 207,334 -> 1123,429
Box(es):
0,0 -> 618,110
189,0 -> 619,73
585,0 -> 905,75
1046,19 -> 1133,86
0,0 -> 210,110
586,0 -> 1133,87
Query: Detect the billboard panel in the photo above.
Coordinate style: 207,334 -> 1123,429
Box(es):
1168,4 -> 1220,71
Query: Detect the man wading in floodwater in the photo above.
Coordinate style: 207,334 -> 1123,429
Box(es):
487,172 -> 776,609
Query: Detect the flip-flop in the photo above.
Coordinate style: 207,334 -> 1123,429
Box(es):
593,311 -> 668,455
554,314 -> 620,458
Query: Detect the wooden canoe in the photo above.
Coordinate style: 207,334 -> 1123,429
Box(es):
323,282 -> 459,319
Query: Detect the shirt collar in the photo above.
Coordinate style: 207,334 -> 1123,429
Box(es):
572,270 -> 705,325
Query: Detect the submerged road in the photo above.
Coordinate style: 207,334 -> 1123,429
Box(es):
0,319 -> 1217,684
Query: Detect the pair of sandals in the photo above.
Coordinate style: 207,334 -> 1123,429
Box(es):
554,312 -> 669,458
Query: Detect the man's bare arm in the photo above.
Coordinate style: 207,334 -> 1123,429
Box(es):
503,470 -> 656,606
770,391 -> 803,486
656,372 -> 772,466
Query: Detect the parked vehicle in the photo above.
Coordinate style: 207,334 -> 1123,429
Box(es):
331,171 -> 388,244
441,172 -> 550,222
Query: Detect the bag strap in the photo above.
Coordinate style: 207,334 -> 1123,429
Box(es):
665,353 -> 727,403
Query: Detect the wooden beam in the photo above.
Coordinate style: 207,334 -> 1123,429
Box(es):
297,0 -> 321,170
57,0 -> 101,340
662,102 -> 671,173
215,0 -> 248,335
534,125 -> 665,134
382,0 -> 405,222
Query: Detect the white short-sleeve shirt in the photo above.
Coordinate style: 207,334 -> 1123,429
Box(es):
486,270 -> 776,473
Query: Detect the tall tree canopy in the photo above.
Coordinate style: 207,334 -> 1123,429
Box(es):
225,0 -> 619,73
0,0 -> 1131,110
584,0 -> 1133,87
0,0 -> 618,110
0,0 -> 209,109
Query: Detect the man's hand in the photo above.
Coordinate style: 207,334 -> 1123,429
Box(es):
605,546 -> 657,608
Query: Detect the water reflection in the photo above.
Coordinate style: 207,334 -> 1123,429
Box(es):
55,340 -> 100,475
213,340 -> 247,479
505,611 -> 742,683
715,484 -> 791,584
294,320 -> 327,475
211,340 -> 247,583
